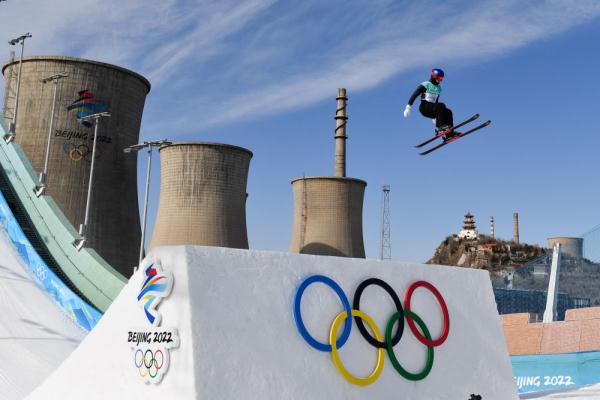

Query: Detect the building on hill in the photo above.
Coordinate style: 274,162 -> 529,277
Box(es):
459,211 -> 478,240
428,234 -> 547,272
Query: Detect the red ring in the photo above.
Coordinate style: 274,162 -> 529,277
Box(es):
404,281 -> 450,347
154,349 -> 164,369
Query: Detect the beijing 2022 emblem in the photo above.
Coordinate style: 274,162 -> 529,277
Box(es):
128,258 -> 180,384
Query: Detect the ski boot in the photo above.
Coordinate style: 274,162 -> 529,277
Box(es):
436,125 -> 457,142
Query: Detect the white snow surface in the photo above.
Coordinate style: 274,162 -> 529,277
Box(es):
0,225 -> 84,400
28,245 -> 519,399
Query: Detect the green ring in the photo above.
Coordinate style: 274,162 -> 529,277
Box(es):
385,310 -> 434,381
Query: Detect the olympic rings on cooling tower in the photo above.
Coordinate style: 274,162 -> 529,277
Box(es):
63,143 -> 102,162
293,275 -> 450,386
134,349 -> 164,379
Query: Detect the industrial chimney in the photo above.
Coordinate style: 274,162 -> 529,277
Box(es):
149,142 -> 252,250
289,89 -> 366,258
513,212 -> 520,244
334,89 -> 347,177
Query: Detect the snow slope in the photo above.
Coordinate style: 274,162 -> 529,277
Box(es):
0,224 -> 84,400
28,245 -> 519,399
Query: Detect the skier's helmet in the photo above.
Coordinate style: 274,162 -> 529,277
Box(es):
431,68 -> 444,82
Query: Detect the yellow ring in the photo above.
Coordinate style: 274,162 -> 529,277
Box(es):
69,148 -> 84,161
329,309 -> 385,386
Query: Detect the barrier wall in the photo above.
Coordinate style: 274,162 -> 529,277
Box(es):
0,189 -> 101,330
512,351 -> 600,394
502,307 -> 600,355
0,120 -> 125,311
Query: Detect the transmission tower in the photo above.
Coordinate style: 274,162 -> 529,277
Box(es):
380,185 -> 391,260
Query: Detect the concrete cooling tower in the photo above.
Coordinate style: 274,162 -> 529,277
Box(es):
2,56 -> 150,276
149,142 -> 252,249
290,176 -> 366,257
289,88 -> 366,258
547,237 -> 584,259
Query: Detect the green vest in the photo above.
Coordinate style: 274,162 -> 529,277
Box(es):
421,81 -> 442,103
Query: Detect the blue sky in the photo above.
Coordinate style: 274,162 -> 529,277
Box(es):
1,0 -> 600,262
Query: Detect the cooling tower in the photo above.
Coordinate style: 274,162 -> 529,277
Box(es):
547,237 -> 583,259
290,177 -> 366,257
2,56 -> 150,276
149,142 -> 252,249
289,88 -> 366,258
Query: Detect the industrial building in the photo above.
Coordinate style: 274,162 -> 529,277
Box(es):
494,288 -> 589,321
149,142 -> 252,249
513,212 -> 520,244
547,236 -> 584,259
289,89 -> 366,258
2,56 -> 150,276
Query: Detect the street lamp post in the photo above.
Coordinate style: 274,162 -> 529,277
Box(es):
123,139 -> 172,267
4,32 -> 32,143
73,111 -> 111,251
34,72 -> 68,197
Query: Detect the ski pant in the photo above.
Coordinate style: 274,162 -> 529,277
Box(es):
419,101 -> 453,128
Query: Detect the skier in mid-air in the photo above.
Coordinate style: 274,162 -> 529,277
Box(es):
403,67 -> 491,155
403,68 -> 456,140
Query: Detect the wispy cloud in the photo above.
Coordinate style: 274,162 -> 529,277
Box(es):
189,0 -> 600,129
0,0 -> 599,135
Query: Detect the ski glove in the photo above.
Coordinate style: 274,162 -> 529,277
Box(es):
403,105 -> 411,118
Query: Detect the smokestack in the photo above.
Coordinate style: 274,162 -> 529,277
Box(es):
490,216 -> 495,240
289,89 -> 366,258
334,88 -> 347,177
513,212 -> 520,244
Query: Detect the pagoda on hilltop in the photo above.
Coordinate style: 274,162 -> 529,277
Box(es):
459,212 -> 479,240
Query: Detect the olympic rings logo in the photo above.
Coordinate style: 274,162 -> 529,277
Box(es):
293,275 -> 450,386
63,143 -> 101,162
134,348 -> 164,379
34,265 -> 48,282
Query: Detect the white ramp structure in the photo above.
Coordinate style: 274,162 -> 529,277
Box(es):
543,243 -> 562,323
28,246 -> 518,399
0,213 -> 84,399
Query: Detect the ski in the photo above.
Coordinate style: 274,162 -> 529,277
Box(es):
419,120 -> 491,156
414,114 -> 479,148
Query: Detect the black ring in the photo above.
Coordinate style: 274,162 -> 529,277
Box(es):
352,278 -> 404,348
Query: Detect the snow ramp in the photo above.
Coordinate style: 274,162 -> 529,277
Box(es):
0,188 -> 85,399
0,120 -> 126,313
0,119 -> 126,398
28,246 -> 518,399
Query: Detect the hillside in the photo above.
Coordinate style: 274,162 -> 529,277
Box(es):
426,234 -> 548,274
428,234 -> 600,306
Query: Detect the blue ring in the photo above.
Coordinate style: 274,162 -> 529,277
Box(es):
134,349 -> 144,368
293,274 -> 352,352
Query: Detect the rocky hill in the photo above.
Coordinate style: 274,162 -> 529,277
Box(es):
426,234 -> 548,274
428,233 -> 600,308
